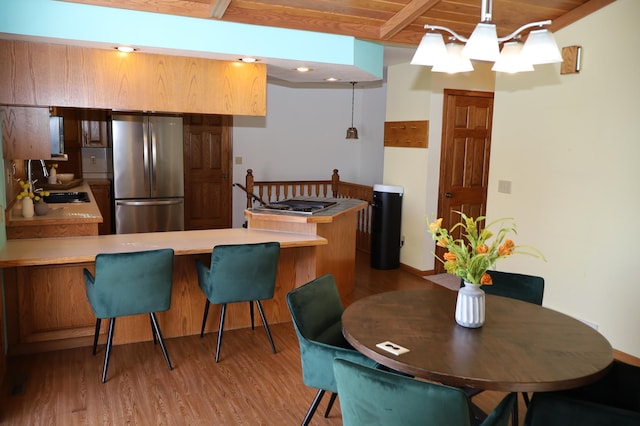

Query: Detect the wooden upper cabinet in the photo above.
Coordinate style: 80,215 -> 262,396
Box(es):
1,106 -> 50,160
80,110 -> 109,147
0,40 -> 267,116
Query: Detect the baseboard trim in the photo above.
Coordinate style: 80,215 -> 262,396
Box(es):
614,349 -> 640,366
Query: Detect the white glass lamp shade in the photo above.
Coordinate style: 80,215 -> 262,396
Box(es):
521,29 -> 563,65
432,43 -> 474,74
462,22 -> 500,62
491,41 -> 534,73
411,33 -> 447,66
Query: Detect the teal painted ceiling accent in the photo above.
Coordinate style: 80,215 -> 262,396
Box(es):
0,0 -> 383,80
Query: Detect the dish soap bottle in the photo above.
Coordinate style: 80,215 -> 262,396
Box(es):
48,165 -> 58,184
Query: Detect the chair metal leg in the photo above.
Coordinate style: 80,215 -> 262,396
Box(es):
215,304 -> 227,362
522,391 -> 530,406
302,389 -> 325,426
249,300 -> 255,330
324,392 -> 337,418
149,313 -> 173,371
200,299 -> 210,338
512,393 -> 519,426
151,316 -> 157,344
101,318 -> 116,383
255,300 -> 276,353
92,318 -> 101,355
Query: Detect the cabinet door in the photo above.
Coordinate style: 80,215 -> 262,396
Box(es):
89,180 -> 112,235
80,109 -> 109,147
1,106 -> 50,159
56,107 -> 83,177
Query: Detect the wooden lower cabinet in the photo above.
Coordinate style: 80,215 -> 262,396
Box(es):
87,179 -> 112,234
3,248 -> 314,355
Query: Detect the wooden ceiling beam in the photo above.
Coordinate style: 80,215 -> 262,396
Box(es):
379,0 -> 442,40
209,0 -> 232,19
549,0 -> 616,32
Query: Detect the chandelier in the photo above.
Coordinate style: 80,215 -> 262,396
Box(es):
411,0 -> 562,74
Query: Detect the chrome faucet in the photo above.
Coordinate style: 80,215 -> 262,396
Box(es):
26,159 -> 49,191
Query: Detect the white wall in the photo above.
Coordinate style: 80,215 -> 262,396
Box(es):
232,80 -> 386,227
488,0 -> 640,356
384,62 -> 494,270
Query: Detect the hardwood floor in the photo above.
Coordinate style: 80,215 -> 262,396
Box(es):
0,253 -> 525,425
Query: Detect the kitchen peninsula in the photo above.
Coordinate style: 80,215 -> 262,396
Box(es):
0,197 -> 366,359
245,197 -> 367,299
0,228 -> 326,356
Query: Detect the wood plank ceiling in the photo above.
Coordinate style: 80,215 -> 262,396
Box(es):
62,0 -> 615,46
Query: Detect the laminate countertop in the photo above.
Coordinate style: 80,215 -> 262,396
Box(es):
0,228 -> 327,267
6,181 -> 102,227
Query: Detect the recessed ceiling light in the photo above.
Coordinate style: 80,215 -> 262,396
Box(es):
239,57 -> 258,63
295,67 -> 311,72
325,77 -> 341,82
115,46 -> 136,53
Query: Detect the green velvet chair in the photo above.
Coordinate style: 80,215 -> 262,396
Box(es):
196,242 -> 280,362
482,270 -> 545,306
286,274 -> 379,426
524,360 -> 640,426
463,270 -> 545,422
333,358 -> 516,426
83,248 -> 175,383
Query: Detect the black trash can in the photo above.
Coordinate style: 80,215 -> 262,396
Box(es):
371,184 -> 403,269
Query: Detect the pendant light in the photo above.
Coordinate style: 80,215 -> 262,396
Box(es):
346,82 -> 359,140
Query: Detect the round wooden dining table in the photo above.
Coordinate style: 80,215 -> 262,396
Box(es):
342,288 -> 613,392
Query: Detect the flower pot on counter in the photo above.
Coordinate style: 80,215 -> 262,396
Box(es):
34,200 -> 50,216
22,197 -> 35,218
455,282 -> 485,328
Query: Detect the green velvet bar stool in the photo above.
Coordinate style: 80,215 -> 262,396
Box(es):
196,242 -> 280,362
286,274 -> 379,426
83,248 -> 175,383
334,358 -> 516,426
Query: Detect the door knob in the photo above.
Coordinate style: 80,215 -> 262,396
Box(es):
445,192 -> 453,198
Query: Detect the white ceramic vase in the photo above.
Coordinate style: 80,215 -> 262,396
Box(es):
455,281 -> 485,328
22,197 -> 35,218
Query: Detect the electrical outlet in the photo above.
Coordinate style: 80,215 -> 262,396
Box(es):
235,156 -> 243,165
376,341 -> 410,356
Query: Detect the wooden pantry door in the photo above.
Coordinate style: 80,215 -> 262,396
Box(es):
183,114 -> 232,230
436,89 -> 494,273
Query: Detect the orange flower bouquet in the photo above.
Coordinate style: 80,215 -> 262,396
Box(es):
427,211 -> 544,285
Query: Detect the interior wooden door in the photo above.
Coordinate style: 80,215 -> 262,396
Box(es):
436,89 -> 494,273
183,114 -> 232,230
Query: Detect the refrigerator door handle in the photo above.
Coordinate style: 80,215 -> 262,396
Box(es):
116,199 -> 184,207
150,119 -> 157,193
143,118 -> 150,192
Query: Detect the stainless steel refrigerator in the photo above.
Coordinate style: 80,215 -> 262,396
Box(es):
112,114 -> 184,234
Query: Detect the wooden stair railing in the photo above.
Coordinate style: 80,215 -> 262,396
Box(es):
239,169 -> 372,253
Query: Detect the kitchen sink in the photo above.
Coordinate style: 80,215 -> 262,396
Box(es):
42,191 -> 91,204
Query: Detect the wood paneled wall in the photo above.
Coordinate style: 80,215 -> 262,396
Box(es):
0,40 -> 266,116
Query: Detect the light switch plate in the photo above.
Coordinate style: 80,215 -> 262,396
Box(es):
498,180 -> 512,194
376,341 -> 410,356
